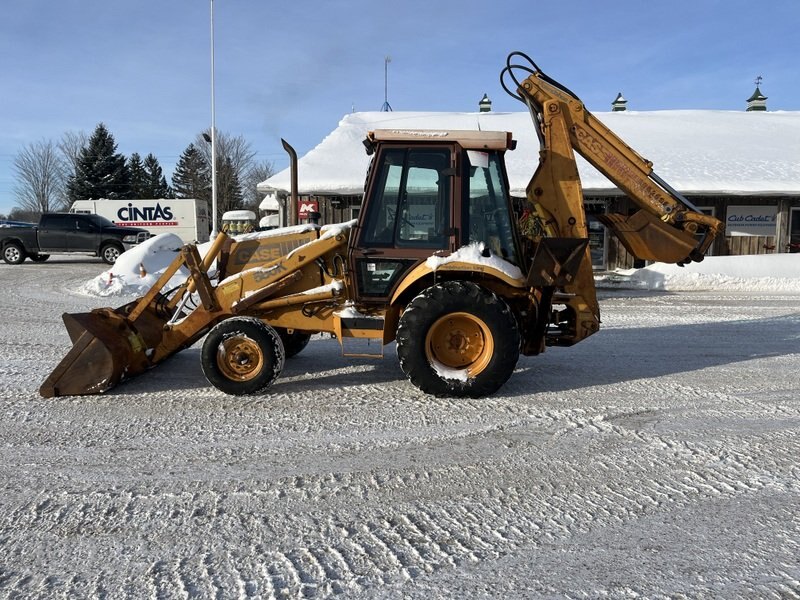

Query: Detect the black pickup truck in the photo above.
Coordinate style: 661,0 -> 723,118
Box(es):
1,213 -> 150,265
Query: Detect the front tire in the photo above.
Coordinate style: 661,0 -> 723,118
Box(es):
2,242 -> 26,265
396,281 -> 520,398
100,243 -> 123,264
201,317 -> 285,395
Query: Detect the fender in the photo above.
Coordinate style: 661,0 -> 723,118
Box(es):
390,259 -> 526,306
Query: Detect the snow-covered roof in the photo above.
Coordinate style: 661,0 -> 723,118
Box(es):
259,191 -> 280,212
258,110 -> 800,197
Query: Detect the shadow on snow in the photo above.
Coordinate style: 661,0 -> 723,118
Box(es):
110,311 -> 799,400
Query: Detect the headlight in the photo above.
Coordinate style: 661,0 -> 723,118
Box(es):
122,234 -> 137,243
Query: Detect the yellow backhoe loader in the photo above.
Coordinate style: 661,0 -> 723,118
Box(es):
40,52 -> 723,399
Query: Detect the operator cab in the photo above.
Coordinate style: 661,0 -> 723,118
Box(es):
351,129 -> 520,302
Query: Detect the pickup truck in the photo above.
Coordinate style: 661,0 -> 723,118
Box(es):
1,213 -> 150,265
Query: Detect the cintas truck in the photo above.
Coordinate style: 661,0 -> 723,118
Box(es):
70,198 -> 210,244
41,52 -> 723,398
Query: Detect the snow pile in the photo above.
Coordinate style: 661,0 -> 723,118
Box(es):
80,234 -> 187,297
604,253 -> 800,292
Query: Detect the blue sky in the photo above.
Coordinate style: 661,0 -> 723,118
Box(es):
1,0 -> 798,216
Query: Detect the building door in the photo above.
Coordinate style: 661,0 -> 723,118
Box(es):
696,206 -> 715,255
790,208 -> 800,253
584,200 -> 607,270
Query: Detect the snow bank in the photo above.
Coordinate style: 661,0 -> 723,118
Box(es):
601,253 -> 800,292
80,234 -> 187,297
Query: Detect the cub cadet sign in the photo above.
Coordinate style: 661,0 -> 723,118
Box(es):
725,205 -> 777,237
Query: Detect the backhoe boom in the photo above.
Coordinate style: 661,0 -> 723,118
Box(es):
504,52 -> 723,265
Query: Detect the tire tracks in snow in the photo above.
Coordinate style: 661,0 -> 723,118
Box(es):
2,410 -> 797,598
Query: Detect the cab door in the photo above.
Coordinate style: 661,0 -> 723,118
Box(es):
37,214 -> 68,251
350,144 -> 458,302
66,214 -> 100,252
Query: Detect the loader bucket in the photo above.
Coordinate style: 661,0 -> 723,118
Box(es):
40,307 -> 157,398
597,210 -> 698,263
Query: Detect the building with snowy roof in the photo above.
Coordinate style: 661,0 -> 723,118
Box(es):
258,108 -> 800,269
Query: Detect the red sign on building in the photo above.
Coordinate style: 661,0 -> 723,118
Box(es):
298,199 -> 319,219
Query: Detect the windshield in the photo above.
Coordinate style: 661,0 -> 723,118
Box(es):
88,214 -> 115,227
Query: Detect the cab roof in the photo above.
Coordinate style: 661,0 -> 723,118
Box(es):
366,129 -> 515,152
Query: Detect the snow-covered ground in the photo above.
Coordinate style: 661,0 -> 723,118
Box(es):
1,252 -> 798,598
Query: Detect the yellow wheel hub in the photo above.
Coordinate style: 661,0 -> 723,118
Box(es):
425,312 -> 494,376
217,336 -> 264,381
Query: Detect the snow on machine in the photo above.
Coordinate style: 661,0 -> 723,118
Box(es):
40,52 -> 723,399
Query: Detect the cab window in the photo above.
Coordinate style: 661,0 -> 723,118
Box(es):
462,150 -> 518,264
360,147 -> 450,249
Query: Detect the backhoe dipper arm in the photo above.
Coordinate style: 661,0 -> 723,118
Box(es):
502,52 -> 723,265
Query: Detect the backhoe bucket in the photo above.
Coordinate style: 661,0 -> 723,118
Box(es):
597,210 -> 698,263
40,306 -> 161,398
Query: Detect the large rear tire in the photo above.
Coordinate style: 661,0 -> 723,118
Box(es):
396,281 -> 520,398
201,317 -> 285,395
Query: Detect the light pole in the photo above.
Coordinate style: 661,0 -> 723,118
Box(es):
209,0 -> 218,237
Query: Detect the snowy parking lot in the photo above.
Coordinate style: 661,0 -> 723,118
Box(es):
1,256 -> 799,598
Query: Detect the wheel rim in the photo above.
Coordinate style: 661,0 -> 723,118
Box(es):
105,247 -> 120,262
6,247 -> 20,262
425,312 -> 494,377
216,335 -> 264,381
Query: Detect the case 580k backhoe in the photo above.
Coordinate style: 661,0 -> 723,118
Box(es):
41,52 -> 723,399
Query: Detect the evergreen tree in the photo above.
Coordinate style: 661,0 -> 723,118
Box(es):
143,153 -> 174,198
66,123 -> 131,201
172,143 -> 210,202
128,153 -> 147,198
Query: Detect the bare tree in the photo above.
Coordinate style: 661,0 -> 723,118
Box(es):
195,128 -> 258,217
243,159 -> 276,212
195,129 -> 257,179
58,130 -> 88,174
12,140 -> 66,213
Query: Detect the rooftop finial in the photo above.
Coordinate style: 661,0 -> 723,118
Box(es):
747,76 -> 767,112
